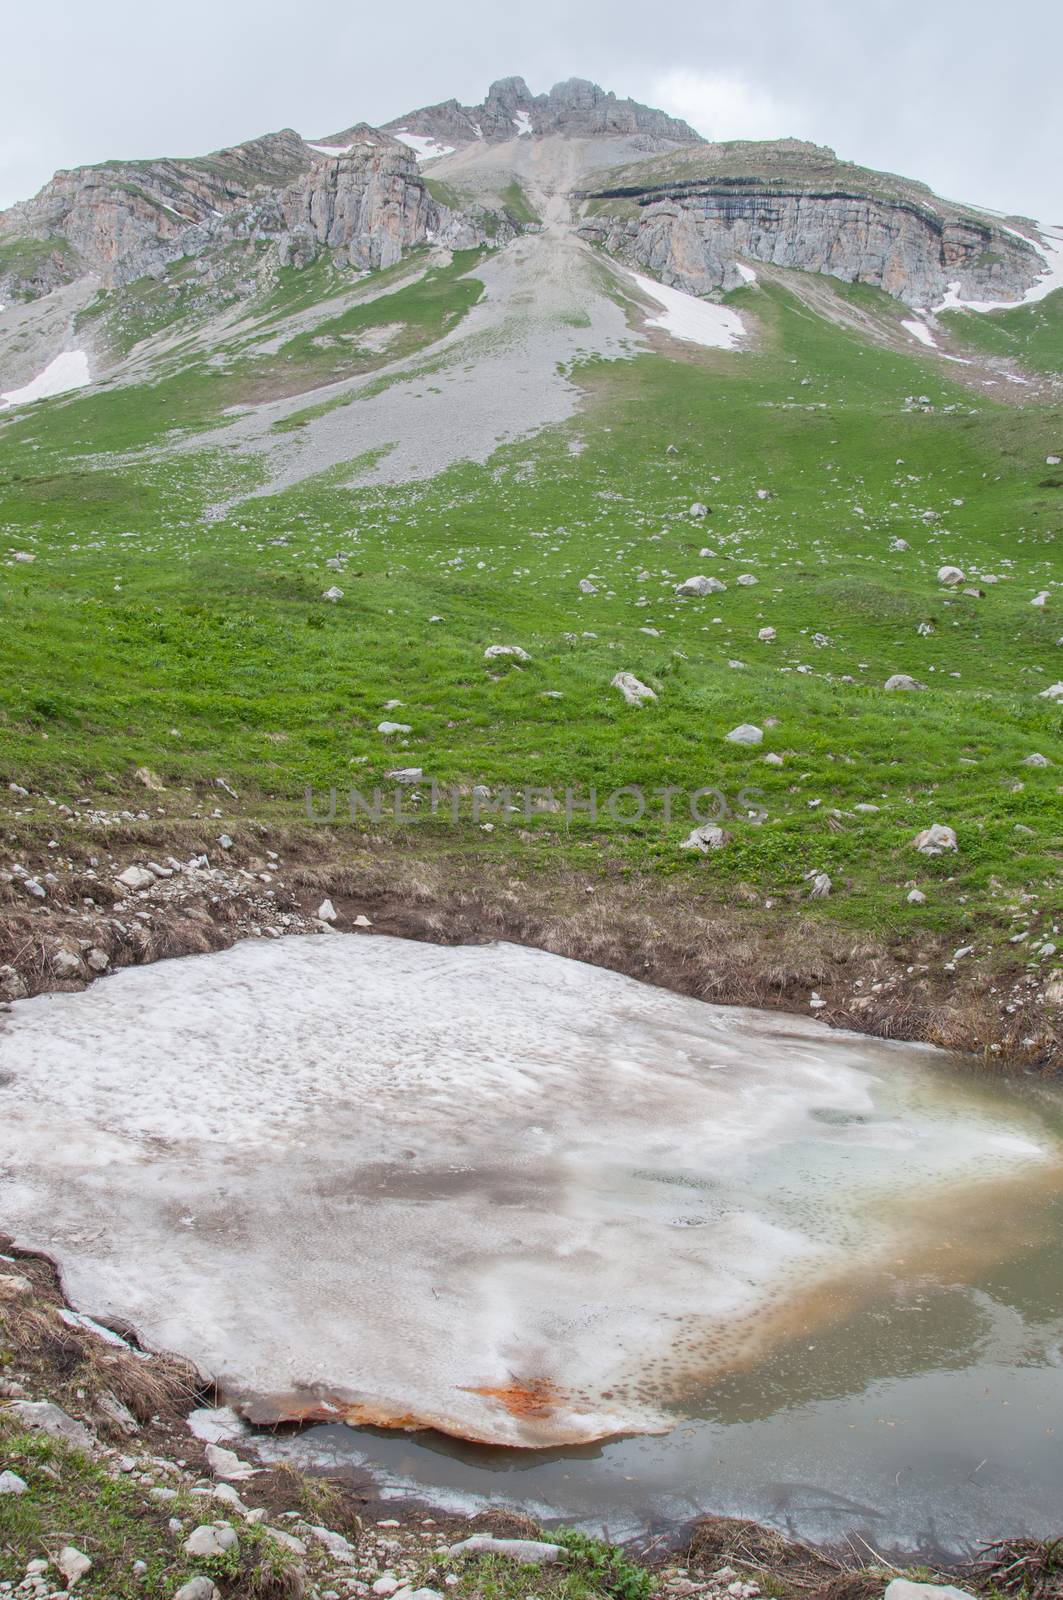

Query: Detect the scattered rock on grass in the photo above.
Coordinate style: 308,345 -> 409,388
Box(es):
58,1547 -> 93,1586
484,644 -> 530,662
675,575 -> 725,597
173,1581 -> 222,1600
912,823 -> 957,855
183,1524 -> 239,1559
680,825 -> 730,852
611,672 -> 657,706
725,723 -> 763,745
7,1400 -> 98,1452
448,1536 -> 563,1564
884,674 -> 926,691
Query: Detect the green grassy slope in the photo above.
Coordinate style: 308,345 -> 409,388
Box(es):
0,273 -> 1059,954
940,288 -> 1063,375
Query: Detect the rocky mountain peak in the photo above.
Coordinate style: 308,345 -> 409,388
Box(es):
383,74 -> 702,147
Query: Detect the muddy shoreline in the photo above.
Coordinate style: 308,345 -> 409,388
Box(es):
0,1243 -> 1043,1581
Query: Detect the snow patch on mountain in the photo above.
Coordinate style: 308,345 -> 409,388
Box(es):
392,130 -> 455,162
628,270 -> 746,350
1,349 -> 90,408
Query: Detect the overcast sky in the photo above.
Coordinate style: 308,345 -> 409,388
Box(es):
2,0 -> 1059,223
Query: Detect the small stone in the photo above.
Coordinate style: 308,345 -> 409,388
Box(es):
216,834 -> 233,850
884,1582 -> 977,1600
134,767 -> 165,792
377,722 -> 412,735
204,1443 -> 257,1481
907,889 -> 926,904
183,1524 -> 239,1559
0,1470 -> 28,1494
173,1580 -> 222,1600
680,825 -> 730,853
0,964 -> 28,1001
6,1401 -> 97,1453
86,948 -> 110,973
809,873 -> 832,898
611,672 -> 657,706
322,587 -> 344,601
53,948 -> 84,980
884,674 -> 926,691
116,865 -> 155,892
448,1537 -> 563,1564
483,645 -> 530,661
725,723 -> 763,745
317,899 -> 338,923
58,1548 -> 92,1586
736,573 -> 757,586
757,627 -> 776,642
307,1525 -> 356,1561
912,823 -> 958,855
263,1527 -> 306,1554
579,578 -> 598,595
1023,753 -> 1050,767
675,575 -> 726,597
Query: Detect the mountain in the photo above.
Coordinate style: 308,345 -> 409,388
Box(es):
0,74 -> 1060,1069
2,74 -> 1053,319
577,139 -> 1053,307
379,74 -> 703,147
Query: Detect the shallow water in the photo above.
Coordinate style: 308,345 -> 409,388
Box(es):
2,934 -> 1062,1552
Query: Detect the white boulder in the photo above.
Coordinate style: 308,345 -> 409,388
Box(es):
484,644 -> 530,661
116,865 -> 155,892
912,823 -> 957,855
611,672 -> 657,706
680,825 -> 730,852
884,674 -> 926,691
183,1524 -> 239,1559
675,575 -> 726,597
725,723 -> 763,745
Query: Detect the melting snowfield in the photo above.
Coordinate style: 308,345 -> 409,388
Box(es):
0,348 -> 90,408
628,269 -> 747,349
0,936 -> 1058,1455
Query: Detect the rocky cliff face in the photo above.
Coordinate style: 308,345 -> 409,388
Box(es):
0,127 -> 488,303
385,76 -> 701,147
579,171 -> 1047,308
0,131 -> 313,293
281,135 -> 437,271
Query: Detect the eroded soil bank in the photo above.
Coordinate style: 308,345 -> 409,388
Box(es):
0,820 -> 1059,1072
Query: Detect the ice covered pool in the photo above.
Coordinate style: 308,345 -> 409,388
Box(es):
2,935 -> 1062,1552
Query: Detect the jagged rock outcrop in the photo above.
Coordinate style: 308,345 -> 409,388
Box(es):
281,136 -> 436,271
0,131 -> 313,293
0,125 -> 493,302
579,165 -> 1048,307
385,76 -> 701,148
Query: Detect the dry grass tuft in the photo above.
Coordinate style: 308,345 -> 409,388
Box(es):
271,1463 -> 363,1541
969,1537 -> 1063,1599
468,1507 -> 545,1541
